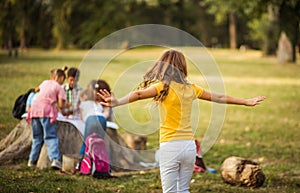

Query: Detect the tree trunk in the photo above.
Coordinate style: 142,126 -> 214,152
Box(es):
0,119 -> 156,172
36,121 -> 83,169
229,12 -> 237,49
278,1 -> 299,63
0,119 -> 32,163
291,20 -> 299,62
19,0 -> 28,51
263,4 -> 280,56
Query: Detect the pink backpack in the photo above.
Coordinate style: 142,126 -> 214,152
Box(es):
80,133 -> 111,178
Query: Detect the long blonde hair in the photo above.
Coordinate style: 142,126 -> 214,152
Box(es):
138,49 -> 188,102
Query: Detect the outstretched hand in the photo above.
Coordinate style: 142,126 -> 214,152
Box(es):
245,96 -> 266,106
97,89 -> 117,107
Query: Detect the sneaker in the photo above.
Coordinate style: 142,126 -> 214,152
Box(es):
75,162 -> 80,171
51,159 -> 62,170
28,160 -> 37,167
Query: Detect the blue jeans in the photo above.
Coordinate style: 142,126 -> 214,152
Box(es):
29,118 -> 61,162
79,115 -> 107,155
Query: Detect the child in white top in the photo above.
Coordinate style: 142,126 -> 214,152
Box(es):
79,79 -> 110,155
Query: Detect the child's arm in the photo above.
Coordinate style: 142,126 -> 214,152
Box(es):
79,108 -> 83,121
57,98 -> 66,109
199,90 -> 265,106
98,86 -> 157,107
102,106 -> 110,119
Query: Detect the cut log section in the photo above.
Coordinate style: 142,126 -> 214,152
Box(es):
221,156 -> 265,188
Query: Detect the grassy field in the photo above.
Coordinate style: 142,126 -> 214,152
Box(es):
0,48 -> 299,193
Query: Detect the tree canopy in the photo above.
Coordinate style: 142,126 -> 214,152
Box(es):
0,0 -> 299,61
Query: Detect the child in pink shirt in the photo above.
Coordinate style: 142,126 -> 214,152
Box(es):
28,67 -> 67,170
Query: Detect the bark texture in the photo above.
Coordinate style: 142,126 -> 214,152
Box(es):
0,120 -> 155,172
221,156 -> 265,188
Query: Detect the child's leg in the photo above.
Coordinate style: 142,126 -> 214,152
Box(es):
195,139 -> 206,170
159,143 -> 179,193
79,143 -> 85,156
79,121 -> 90,156
85,115 -> 107,139
96,115 -> 107,138
160,140 -> 196,192
178,141 -> 196,193
41,118 -> 61,161
80,115 -> 106,155
29,118 -> 44,161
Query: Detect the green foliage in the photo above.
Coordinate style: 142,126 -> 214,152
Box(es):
52,0 -> 73,49
201,0 -> 262,24
73,0 -> 129,48
2,0 -> 296,51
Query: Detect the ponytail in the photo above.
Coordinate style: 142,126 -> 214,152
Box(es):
62,66 -> 68,72
50,66 -> 68,79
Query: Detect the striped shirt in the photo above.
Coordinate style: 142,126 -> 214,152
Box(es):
62,83 -> 82,113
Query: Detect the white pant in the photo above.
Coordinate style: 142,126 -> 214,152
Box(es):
159,140 -> 196,193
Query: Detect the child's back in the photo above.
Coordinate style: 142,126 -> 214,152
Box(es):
31,80 -> 66,120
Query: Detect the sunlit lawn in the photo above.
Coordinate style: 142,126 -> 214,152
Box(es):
0,48 -> 299,192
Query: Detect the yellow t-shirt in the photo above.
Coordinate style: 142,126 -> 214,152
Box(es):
153,81 -> 203,143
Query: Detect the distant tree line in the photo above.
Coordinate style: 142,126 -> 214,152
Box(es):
0,0 -> 299,62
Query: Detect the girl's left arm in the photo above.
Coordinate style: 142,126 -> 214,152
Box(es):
200,90 -> 265,106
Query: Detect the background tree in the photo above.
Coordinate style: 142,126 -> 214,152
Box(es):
278,0 -> 300,62
69,0 -> 128,48
18,0 -> 37,51
202,0 -> 238,49
34,0 -> 53,49
249,0 -> 300,62
0,0 -> 298,58
0,0 -> 18,56
51,0 -> 72,50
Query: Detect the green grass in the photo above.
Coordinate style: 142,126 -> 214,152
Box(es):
0,48 -> 300,192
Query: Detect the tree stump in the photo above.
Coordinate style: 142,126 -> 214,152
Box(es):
0,119 -> 32,163
277,31 -> 292,64
62,154 -> 82,172
105,129 -> 154,172
221,156 -> 265,188
36,121 -> 83,169
0,119 -> 156,172
124,134 -> 147,150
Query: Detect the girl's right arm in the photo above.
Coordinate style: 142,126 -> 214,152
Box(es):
99,86 -> 157,107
